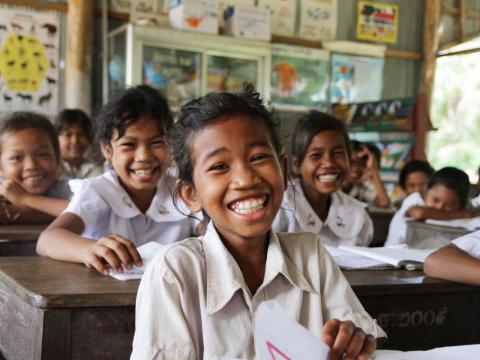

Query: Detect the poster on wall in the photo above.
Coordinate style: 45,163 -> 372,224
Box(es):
0,9 -> 60,115
330,53 -> 384,104
258,0 -> 296,37
356,0 -> 398,43
110,0 -> 158,14
270,44 -> 329,110
299,0 -> 338,41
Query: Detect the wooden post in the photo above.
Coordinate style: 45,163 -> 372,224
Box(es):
65,0 -> 93,114
422,0 -> 440,112
459,0 -> 465,43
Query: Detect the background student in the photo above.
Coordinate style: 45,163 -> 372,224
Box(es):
342,140 -> 390,208
132,86 -> 385,360
394,159 -> 435,208
425,230 -> 480,286
385,166 -> 473,246
55,108 -> 103,179
37,85 -> 196,275
0,112 -> 70,224
273,111 -> 373,247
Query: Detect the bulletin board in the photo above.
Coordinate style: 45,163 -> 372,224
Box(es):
0,9 -> 60,115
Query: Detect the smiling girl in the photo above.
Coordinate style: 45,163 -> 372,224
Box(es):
37,85 -> 196,275
272,111 -> 373,247
132,86 -> 385,360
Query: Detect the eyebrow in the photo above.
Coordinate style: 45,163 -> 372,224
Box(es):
308,145 -> 345,152
200,139 -> 272,164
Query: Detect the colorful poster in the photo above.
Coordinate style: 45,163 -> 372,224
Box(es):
206,55 -> 257,93
357,0 -> 398,43
110,0 -> 158,13
258,0 -> 296,36
299,0 -> 337,41
270,44 -> 329,110
0,9 -> 60,115
330,54 -> 384,104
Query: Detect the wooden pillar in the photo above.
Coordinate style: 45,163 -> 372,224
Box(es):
65,0 -> 93,114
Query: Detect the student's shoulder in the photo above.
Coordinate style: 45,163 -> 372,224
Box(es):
150,236 -> 206,273
276,231 -> 321,257
334,191 -> 369,209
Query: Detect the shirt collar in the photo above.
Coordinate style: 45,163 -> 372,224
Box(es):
90,170 -> 188,221
204,222 -> 314,315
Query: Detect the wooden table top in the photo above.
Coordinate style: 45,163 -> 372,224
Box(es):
0,224 -> 48,241
1,257 -> 478,310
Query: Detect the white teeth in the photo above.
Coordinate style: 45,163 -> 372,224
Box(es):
317,174 -> 337,182
230,196 -> 267,214
24,175 -> 44,181
133,169 -> 154,176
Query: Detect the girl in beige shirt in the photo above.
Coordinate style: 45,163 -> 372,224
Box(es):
132,86 -> 385,360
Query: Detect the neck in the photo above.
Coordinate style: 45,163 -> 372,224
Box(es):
300,179 -> 331,221
222,232 -> 269,295
65,157 -> 84,169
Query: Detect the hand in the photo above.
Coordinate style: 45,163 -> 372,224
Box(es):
0,180 -> 28,206
322,319 -> 376,360
82,234 -> 142,275
358,147 -> 379,171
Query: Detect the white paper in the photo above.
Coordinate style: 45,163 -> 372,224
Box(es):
325,245 -> 394,270
109,241 -> 163,280
255,300 -> 330,360
337,245 -> 434,268
425,217 -> 480,231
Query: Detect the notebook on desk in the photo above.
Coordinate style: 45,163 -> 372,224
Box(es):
109,241 -> 163,280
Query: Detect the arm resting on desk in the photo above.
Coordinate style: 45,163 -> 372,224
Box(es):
424,244 -> 480,286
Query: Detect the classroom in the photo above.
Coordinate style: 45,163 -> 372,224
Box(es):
0,1 -> 480,359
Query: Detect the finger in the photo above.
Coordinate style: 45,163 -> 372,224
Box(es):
85,254 -> 109,275
322,318 -> 340,348
101,236 -> 135,269
330,321 -> 356,360
358,335 -> 377,360
96,244 -> 123,273
344,328 -> 366,360
109,234 -> 142,266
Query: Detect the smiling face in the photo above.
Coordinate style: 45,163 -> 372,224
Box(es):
0,128 -> 58,194
424,184 -> 461,211
296,129 -> 350,199
180,115 -> 286,247
58,123 -> 90,163
405,171 -> 430,195
101,116 -> 169,207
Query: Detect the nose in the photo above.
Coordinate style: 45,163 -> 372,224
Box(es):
24,155 -> 38,170
134,144 -> 153,162
321,152 -> 335,167
231,163 -> 261,189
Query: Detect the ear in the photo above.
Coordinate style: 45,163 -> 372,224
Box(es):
178,181 -> 203,213
291,156 -> 300,176
100,142 -> 113,162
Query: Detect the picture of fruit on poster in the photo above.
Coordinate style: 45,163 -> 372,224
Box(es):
357,0 -> 398,43
0,9 -> 60,115
270,44 -> 329,110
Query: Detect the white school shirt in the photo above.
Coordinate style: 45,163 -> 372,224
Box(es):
131,222 -> 386,360
453,230 -> 480,259
347,179 -> 377,205
60,159 -> 104,179
63,170 -> 196,246
385,192 -> 424,246
471,194 -> 480,208
272,179 -> 373,247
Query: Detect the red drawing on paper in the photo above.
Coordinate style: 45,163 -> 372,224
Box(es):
266,340 -> 292,360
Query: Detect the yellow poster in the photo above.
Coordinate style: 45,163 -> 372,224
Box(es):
357,1 -> 398,43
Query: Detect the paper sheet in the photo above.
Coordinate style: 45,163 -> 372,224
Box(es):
109,241 -> 163,280
325,245 -> 394,270
254,300 -> 330,360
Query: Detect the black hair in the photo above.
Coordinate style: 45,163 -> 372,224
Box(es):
351,139 -> 363,152
95,85 -> 172,145
365,143 -> 381,164
0,111 -> 60,161
291,110 -> 352,165
427,166 -> 470,208
169,84 -> 280,187
399,159 -> 435,190
55,109 -> 94,142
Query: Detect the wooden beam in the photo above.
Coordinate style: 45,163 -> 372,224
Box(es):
441,1 -> 480,19
65,0 -> 93,113
439,30 -> 480,51
0,0 -> 67,11
385,48 -> 422,60
459,0 -> 465,43
422,0 -> 441,110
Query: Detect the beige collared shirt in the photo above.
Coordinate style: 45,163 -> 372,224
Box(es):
131,223 -> 385,360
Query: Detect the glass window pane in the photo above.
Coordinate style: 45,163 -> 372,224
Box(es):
207,55 -> 257,93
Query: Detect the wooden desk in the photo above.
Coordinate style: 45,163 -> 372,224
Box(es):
0,224 -> 47,256
0,257 -> 138,360
367,207 -> 395,247
345,269 -> 480,351
1,258 -> 480,358
405,221 -> 470,249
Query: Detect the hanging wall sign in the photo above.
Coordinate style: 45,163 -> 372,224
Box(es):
356,0 -> 398,43
0,9 -> 60,115
298,0 -> 338,41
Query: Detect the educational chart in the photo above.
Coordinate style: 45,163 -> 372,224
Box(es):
270,44 -> 329,110
357,0 -> 398,43
299,0 -> 338,41
110,0 -> 158,14
0,9 -> 60,115
330,53 -> 384,104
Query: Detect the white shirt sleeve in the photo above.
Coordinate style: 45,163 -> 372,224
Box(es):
357,213 -> 374,246
132,252 -> 197,360
452,230 -> 480,259
319,241 -> 386,338
385,192 -> 424,246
